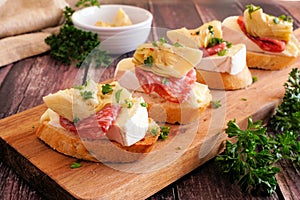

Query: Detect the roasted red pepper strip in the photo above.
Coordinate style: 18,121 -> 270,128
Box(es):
237,16 -> 286,52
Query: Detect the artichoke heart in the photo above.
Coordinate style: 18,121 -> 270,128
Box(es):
244,6 -> 293,42
132,42 -> 203,78
167,20 -> 222,48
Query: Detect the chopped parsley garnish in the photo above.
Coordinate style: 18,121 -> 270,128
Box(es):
73,116 -> 80,125
216,116 -> 299,195
278,14 -> 293,23
144,56 -> 154,67
195,30 -> 200,35
115,89 -> 122,103
125,99 -> 133,108
252,76 -> 258,83
217,49 -> 228,56
140,102 -> 148,107
241,98 -> 247,101
226,41 -> 232,48
273,17 -> 280,24
76,0 -> 99,7
159,37 -> 167,44
73,84 -> 85,90
161,77 -> 169,84
245,4 -> 261,19
208,38 -> 231,49
70,161 -> 82,169
211,100 -> 222,109
150,127 -> 159,136
159,126 -> 170,140
173,42 -> 183,47
152,41 -> 158,47
177,146 -> 182,150
208,25 -> 214,37
80,90 -> 94,99
101,84 -> 113,95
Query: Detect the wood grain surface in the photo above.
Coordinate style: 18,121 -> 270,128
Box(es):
1,0 -> 300,199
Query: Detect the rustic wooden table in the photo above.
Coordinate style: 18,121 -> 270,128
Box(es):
1,0 -> 299,199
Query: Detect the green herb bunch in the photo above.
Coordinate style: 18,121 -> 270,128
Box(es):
215,118 -> 280,196
215,68 -> 300,196
269,68 -> 300,132
45,0 -> 111,67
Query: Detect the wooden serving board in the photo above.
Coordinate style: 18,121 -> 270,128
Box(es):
0,63 -> 299,199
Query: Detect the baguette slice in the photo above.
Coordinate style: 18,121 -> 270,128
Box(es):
115,58 -> 212,124
222,16 -> 300,70
246,51 -> 297,70
196,65 -> 253,90
134,83 -> 211,124
36,117 -> 160,163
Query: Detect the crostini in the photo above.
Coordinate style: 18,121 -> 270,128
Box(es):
222,4 -> 300,70
36,80 -> 161,163
167,20 -> 253,90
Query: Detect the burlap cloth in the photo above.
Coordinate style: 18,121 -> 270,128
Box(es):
0,0 -> 69,67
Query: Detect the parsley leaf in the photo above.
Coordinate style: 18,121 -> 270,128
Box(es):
101,84 -> 113,95
71,161 -> 82,169
245,4 -> 261,19
269,68 -> 300,132
211,100 -> 221,109
45,3 -> 111,67
252,76 -> 258,83
144,56 -> 154,67
215,117 -> 280,195
140,102 -> 148,107
124,99 -> 133,108
115,89 -> 122,103
159,126 -> 170,140
80,90 -> 94,99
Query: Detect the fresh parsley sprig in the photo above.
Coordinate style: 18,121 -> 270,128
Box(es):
269,68 -> 300,132
215,117 -> 280,196
45,1 -> 111,67
216,115 -> 299,196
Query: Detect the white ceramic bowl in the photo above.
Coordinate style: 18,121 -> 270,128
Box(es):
72,4 -> 153,54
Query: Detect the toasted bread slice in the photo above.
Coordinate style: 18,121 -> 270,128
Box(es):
196,65 -> 253,90
36,118 -> 160,163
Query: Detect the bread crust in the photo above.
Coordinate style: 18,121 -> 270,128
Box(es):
36,120 -> 160,163
196,65 -> 253,90
133,89 -> 211,124
246,51 -> 297,70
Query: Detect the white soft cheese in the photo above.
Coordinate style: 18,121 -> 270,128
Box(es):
197,43 -> 246,75
114,97 -> 149,146
40,108 -> 63,129
222,16 -> 300,57
183,82 -> 211,108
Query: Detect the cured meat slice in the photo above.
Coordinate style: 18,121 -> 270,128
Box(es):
59,104 -> 121,139
135,67 -> 196,103
237,16 -> 285,52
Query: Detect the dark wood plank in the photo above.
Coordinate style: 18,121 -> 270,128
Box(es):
195,1 -> 243,23
0,161 -> 42,200
150,0 -> 202,29
0,55 -> 80,118
276,159 -> 300,200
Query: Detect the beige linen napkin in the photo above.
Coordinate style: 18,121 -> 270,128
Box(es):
0,0 -> 68,67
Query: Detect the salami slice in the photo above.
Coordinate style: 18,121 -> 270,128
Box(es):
135,67 -> 196,103
59,104 -> 121,139
237,16 -> 285,52
201,42 -> 227,57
